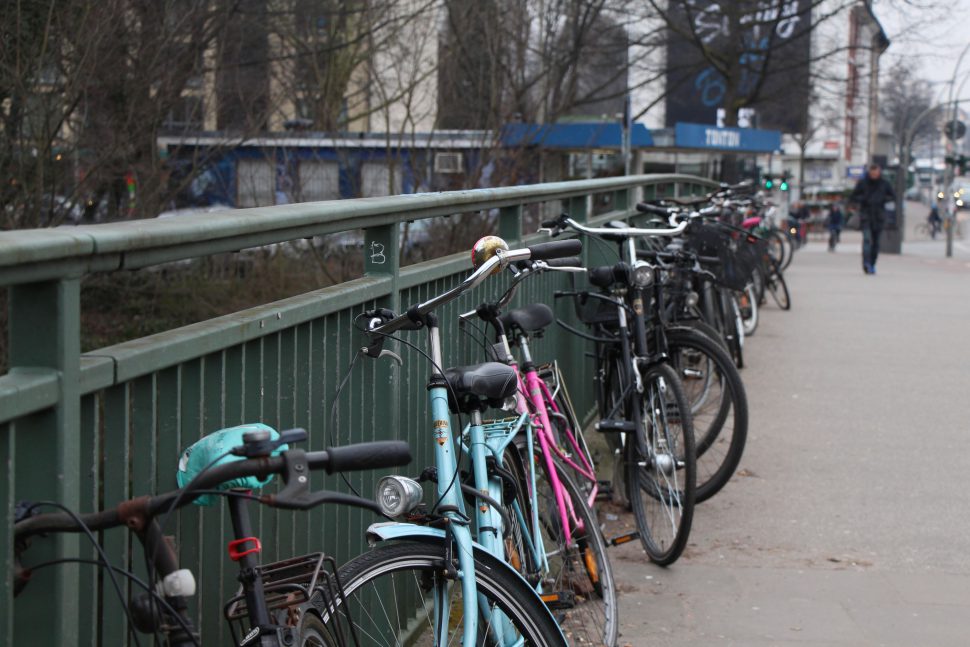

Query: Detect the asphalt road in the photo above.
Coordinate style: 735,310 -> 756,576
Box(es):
607,231 -> 970,646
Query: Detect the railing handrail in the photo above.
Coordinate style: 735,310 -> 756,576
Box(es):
0,174 -> 717,286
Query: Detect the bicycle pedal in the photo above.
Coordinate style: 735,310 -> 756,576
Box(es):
609,531 -> 640,547
595,419 -> 636,433
541,590 -> 577,611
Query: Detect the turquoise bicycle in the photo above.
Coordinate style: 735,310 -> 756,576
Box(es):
322,237 -> 581,645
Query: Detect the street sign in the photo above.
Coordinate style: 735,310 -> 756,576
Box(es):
944,120 -> 966,141
846,165 -> 865,180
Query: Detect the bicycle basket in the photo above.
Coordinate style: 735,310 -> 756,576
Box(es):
685,221 -> 762,291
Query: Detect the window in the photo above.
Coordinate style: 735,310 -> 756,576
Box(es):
164,95 -> 204,131
236,158 -> 275,207
361,162 -> 401,197
298,160 -> 340,201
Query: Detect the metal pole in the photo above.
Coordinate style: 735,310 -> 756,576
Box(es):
943,43 -> 970,257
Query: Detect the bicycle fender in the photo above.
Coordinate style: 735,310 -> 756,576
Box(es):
365,522 -> 479,547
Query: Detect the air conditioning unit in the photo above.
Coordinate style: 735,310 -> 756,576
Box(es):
434,152 -> 463,174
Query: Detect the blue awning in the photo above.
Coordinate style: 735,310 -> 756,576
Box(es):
501,122 -> 653,149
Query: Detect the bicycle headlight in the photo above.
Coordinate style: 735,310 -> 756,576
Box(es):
377,475 -> 423,518
632,261 -> 654,288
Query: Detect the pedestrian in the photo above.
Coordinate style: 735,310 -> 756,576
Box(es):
826,202 -> 844,251
928,200 -> 942,239
849,163 -> 896,274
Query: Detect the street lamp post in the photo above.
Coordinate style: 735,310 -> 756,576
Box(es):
942,43 -> 970,257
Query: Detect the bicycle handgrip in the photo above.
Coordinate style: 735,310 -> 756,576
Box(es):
320,441 -> 412,474
635,202 -> 673,215
527,239 -> 582,260
544,256 -> 583,268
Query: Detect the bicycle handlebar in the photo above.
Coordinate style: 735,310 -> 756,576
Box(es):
556,214 -> 688,238
369,239 -> 582,343
15,439 -> 411,539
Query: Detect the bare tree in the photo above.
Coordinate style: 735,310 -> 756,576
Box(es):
880,57 -> 940,229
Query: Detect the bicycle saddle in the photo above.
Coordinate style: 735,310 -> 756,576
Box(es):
443,362 -> 517,413
499,303 -> 554,334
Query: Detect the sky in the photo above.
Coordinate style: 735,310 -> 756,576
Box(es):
874,0 -> 970,98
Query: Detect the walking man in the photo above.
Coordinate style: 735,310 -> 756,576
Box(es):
849,163 -> 896,274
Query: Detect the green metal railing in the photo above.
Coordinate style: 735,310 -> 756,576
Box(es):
0,173 -> 717,644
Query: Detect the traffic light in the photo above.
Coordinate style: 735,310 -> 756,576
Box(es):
780,170 -> 790,191
945,154 -> 968,175
764,177 -> 774,190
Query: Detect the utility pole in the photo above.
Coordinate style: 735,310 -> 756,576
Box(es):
621,95 -> 632,176
943,43 -> 970,257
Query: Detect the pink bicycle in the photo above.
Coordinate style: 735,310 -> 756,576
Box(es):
460,254 -> 619,646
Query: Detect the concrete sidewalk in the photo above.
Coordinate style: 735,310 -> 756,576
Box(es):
611,247 -> 970,646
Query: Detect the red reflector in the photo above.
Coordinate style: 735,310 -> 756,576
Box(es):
228,537 -> 262,561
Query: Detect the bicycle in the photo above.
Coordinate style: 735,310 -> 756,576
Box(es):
14,424 -> 413,647
459,255 -> 619,645
335,237 -> 583,646
542,214 -> 697,566
626,237 -> 750,504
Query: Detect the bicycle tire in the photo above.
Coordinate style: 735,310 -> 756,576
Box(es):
720,290 -> 744,369
766,261 -> 791,310
534,463 -> 619,646
627,362 -> 696,566
665,326 -> 748,503
739,284 -> 758,337
776,230 -> 794,271
322,540 -> 566,646
765,230 -> 788,270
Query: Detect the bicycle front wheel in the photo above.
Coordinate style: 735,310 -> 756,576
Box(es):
323,540 -> 565,646
627,362 -> 696,566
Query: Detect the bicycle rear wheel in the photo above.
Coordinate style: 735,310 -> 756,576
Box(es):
766,260 -> 791,310
627,362 -> 696,566
665,326 -> 748,503
534,462 -> 619,646
323,540 -> 565,646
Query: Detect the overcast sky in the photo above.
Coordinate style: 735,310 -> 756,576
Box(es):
874,0 -> 970,96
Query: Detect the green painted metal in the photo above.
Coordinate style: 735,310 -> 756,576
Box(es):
1,173 -> 718,643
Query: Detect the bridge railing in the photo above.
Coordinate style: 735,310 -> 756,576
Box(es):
0,173 -> 717,644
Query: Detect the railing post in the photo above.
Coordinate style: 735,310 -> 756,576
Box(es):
8,278 -> 81,642
363,223 -> 402,434
613,188 -> 630,214
499,205 -> 522,244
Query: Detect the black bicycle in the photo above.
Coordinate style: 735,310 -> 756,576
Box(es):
14,427 -> 411,647
543,213 -> 697,566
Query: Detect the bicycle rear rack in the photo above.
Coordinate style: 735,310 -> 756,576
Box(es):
224,552 -> 356,645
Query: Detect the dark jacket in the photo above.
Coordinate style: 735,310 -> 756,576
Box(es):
850,176 -> 896,227
827,206 -> 844,230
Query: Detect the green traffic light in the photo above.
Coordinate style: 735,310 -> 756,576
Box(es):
780,181 -> 789,191
765,178 -> 774,189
